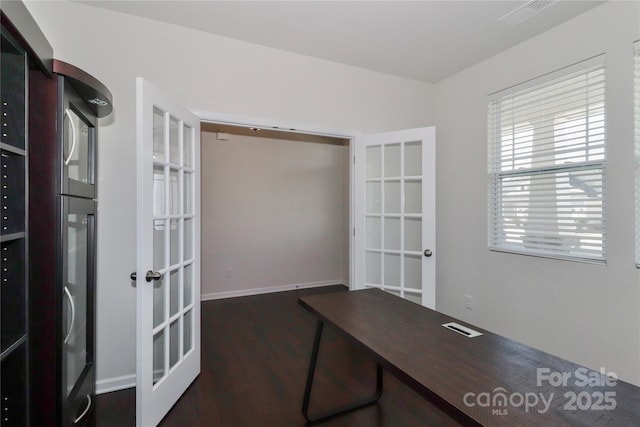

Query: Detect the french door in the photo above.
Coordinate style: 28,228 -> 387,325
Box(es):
353,127 -> 436,309
135,78 -> 201,426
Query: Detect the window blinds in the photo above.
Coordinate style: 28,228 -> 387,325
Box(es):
635,41 -> 640,267
488,56 -> 606,263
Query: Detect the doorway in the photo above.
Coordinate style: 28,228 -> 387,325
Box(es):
199,123 -> 351,300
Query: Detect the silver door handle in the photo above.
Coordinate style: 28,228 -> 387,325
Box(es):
73,394 -> 92,424
424,249 -> 433,257
64,108 -> 77,166
63,286 -> 75,344
130,271 -> 162,282
145,270 -> 162,282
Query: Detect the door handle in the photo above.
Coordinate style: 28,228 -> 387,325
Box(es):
130,271 -> 162,282
64,108 -> 77,166
145,271 -> 162,282
424,249 -> 433,257
73,394 -> 92,424
63,286 -> 75,344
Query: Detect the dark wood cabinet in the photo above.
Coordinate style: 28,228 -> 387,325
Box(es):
1,3 -> 112,426
29,62 -> 111,427
1,3 -> 52,425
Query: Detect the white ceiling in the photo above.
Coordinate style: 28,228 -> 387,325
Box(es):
77,0 -> 604,83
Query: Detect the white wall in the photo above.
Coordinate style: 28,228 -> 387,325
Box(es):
433,1 -> 640,385
24,0 -> 434,390
25,0 -> 640,391
200,131 -> 349,299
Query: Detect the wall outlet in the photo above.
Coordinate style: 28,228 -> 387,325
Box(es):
464,295 -> 473,310
225,268 -> 232,278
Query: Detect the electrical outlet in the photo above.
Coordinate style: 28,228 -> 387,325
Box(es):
464,295 -> 473,310
225,268 -> 232,278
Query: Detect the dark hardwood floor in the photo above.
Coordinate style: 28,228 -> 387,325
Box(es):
95,285 -> 459,426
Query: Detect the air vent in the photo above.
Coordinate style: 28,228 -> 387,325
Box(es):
442,322 -> 483,338
499,0 -> 557,26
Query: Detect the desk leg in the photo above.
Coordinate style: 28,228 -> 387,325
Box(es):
302,320 -> 383,423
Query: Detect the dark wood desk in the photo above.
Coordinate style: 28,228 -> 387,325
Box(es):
298,289 -> 640,426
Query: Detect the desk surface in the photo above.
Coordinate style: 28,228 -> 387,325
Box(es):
298,289 -> 640,426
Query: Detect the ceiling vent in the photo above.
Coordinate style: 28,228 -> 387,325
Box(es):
499,0 -> 558,26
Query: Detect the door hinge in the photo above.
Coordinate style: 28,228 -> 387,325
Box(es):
353,228 -> 355,237
353,155 -> 355,164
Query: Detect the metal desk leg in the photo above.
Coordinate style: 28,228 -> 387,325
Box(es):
302,320 -> 383,423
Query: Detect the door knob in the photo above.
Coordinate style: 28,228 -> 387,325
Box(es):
145,270 -> 162,282
130,271 -> 162,282
424,249 -> 433,257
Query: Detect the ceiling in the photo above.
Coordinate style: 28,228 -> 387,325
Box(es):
76,0 -> 604,83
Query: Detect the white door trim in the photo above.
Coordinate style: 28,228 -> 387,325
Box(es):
193,109 -> 360,291
193,110 -> 359,139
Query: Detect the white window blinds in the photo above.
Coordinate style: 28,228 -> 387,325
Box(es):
488,56 -> 606,263
635,41 -> 640,268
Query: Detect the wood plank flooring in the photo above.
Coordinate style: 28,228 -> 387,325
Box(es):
95,285 -> 458,426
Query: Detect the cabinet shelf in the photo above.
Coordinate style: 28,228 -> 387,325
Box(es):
0,142 -> 26,156
1,334 -> 26,360
1,232 -> 26,242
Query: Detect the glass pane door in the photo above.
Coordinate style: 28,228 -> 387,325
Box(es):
136,78 -> 200,426
364,139 -> 424,304
150,108 -> 196,386
62,197 -> 95,396
63,108 -> 92,186
61,81 -> 96,199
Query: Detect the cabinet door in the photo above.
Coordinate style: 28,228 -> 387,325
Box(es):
61,195 -> 95,423
60,79 -> 96,199
65,367 -> 94,427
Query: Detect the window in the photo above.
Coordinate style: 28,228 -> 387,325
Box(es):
635,41 -> 640,267
488,57 -> 606,263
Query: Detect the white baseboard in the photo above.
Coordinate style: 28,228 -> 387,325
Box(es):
96,373 -> 136,394
200,280 -> 347,301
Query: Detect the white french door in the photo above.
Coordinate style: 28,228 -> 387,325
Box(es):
353,127 -> 436,309
135,78 -> 201,426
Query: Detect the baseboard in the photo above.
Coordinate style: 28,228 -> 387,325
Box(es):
96,373 -> 136,394
200,280 -> 348,301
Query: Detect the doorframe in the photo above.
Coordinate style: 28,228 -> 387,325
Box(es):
193,109 -> 360,290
